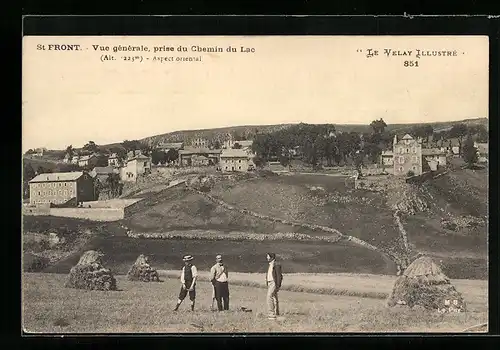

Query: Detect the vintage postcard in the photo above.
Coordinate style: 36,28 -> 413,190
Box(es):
22,35 -> 489,333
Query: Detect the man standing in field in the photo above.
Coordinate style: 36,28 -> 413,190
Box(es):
210,254 -> 229,311
265,253 -> 283,320
173,255 -> 198,312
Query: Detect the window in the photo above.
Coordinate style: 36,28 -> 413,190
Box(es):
412,166 -> 416,171
38,191 -> 41,196
64,190 -> 68,196
399,167 -> 403,172
399,156 -> 404,164
239,160 -> 241,163
64,183 -> 67,186
144,162 -> 147,166
59,190 -> 62,195
239,166 -> 241,170
58,183 -> 62,187
412,156 -> 417,162
406,148 -> 409,153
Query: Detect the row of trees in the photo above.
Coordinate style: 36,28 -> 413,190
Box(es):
251,119 -> 488,171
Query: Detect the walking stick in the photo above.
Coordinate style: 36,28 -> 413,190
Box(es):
210,284 -> 216,311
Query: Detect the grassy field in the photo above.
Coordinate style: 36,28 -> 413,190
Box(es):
211,174 -> 400,251
22,272 -> 487,333
44,235 -> 396,276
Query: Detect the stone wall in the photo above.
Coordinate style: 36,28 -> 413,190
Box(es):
49,208 -> 124,221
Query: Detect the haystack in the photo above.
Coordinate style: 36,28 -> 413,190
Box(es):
127,254 -> 160,282
386,256 -> 466,312
65,250 -> 117,291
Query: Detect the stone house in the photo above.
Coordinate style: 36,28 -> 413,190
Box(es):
220,149 -> 252,172
107,153 -> 121,167
392,134 -> 423,176
28,171 -> 95,206
157,142 -> 184,152
71,155 -> 80,164
191,137 -> 209,148
120,153 -> 152,182
474,142 -> 488,163
77,154 -> 98,168
90,166 -> 119,185
178,147 -> 221,167
422,148 -> 447,168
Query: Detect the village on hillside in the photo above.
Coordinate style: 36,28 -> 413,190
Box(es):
22,119 -> 488,215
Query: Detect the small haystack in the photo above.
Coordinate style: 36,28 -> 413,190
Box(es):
65,250 -> 117,291
127,254 -> 160,282
386,256 -> 466,312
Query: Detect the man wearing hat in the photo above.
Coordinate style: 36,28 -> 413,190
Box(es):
265,252 -> 283,319
210,254 -> 229,311
174,255 -> 198,312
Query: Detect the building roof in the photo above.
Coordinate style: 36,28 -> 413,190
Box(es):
221,149 -> 250,158
78,154 -> 96,161
234,140 -> 253,148
422,148 -> 447,156
180,147 -> 222,155
475,142 -> 488,154
128,154 -> 150,161
29,171 -> 85,183
402,134 -> 414,140
92,166 -> 115,174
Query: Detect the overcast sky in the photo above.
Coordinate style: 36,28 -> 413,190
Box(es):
22,36 -> 488,151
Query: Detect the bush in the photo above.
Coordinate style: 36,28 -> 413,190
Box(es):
407,170 -> 415,177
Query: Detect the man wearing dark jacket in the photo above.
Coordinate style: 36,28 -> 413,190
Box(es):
265,252 -> 283,319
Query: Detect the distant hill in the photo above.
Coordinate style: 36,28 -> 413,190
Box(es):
138,117 -> 488,146
29,117 -> 488,153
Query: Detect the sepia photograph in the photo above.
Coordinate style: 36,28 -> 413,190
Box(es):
22,35 -> 489,333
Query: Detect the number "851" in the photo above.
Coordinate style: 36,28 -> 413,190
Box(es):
404,61 -> 419,67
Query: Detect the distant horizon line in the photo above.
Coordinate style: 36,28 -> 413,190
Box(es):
24,116 -> 488,152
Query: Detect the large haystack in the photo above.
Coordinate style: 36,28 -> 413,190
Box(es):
386,256 -> 466,312
127,254 -> 160,282
65,250 -> 117,291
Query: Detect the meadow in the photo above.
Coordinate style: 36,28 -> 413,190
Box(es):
22,272 -> 487,333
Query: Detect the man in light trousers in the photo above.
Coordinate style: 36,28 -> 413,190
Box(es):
265,252 -> 283,319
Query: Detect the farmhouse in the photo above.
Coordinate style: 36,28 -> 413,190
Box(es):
422,148 -> 447,170
120,153 -> 152,182
190,137 -> 209,148
78,154 -> 98,168
90,166 -> 119,185
380,134 -> 448,176
71,155 -> 80,164
178,147 -> 221,167
474,142 -> 488,163
392,134 -> 423,176
28,171 -> 95,206
220,149 -> 252,172
108,153 -> 121,167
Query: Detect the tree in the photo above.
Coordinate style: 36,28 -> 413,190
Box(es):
165,149 -> 179,164
25,149 -> 35,155
353,150 -> 364,177
65,145 -> 74,158
213,140 -> 221,149
83,141 -> 99,154
95,154 -> 109,167
36,166 -> 51,175
106,173 -> 122,198
151,149 -> 167,165
462,134 -> 478,168
448,123 -> 468,155
23,162 -> 36,199
233,142 -> 242,149
370,118 -> 388,134
122,140 -> 142,152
